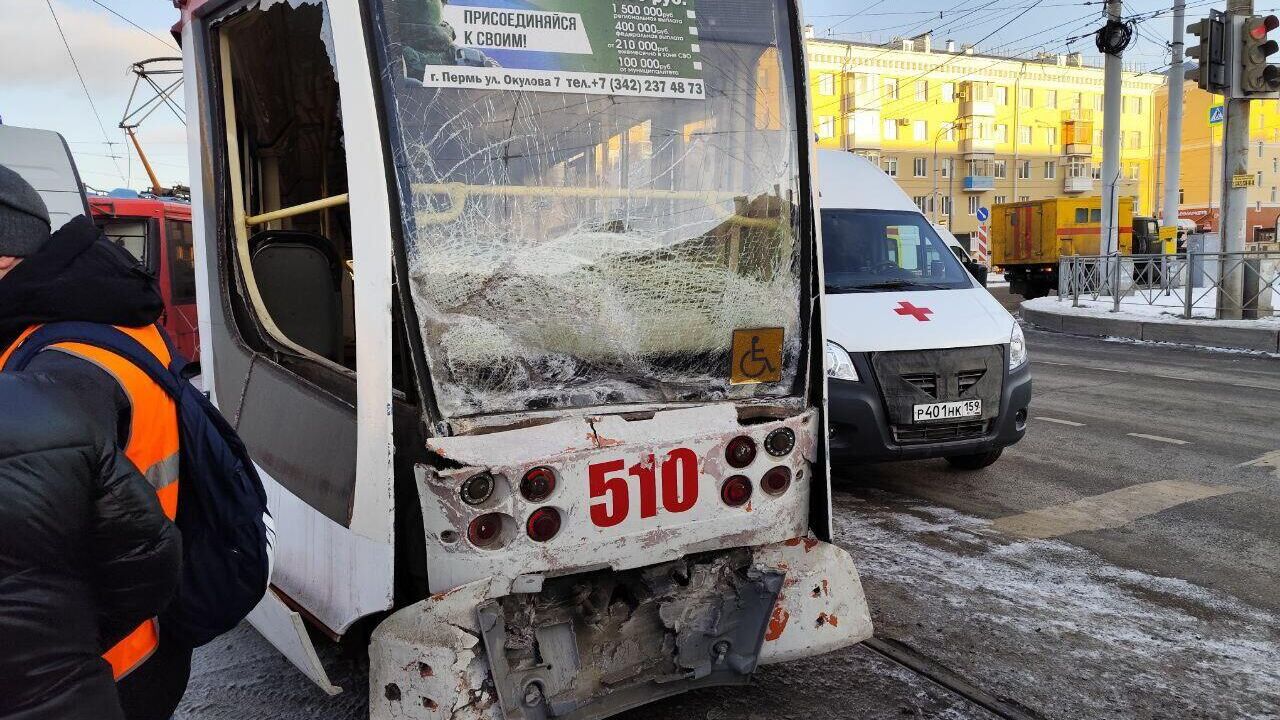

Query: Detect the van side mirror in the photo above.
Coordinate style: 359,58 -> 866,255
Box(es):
965,261 -> 989,287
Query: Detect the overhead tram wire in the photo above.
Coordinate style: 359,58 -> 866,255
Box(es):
87,0 -> 179,51
45,0 -> 127,183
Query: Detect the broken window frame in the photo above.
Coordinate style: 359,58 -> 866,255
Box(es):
210,4 -> 356,386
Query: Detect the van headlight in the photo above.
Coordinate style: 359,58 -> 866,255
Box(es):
826,341 -> 859,381
1009,323 -> 1028,369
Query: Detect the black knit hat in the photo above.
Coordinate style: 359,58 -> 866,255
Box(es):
0,164 -> 52,258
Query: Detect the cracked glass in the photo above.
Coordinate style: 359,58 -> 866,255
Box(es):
372,0 -> 805,418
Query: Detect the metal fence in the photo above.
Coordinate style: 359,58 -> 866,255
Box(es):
1057,251 -> 1280,319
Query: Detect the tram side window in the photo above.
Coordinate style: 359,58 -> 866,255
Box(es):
217,1 -> 356,373
166,219 -> 197,305
101,219 -> 154,271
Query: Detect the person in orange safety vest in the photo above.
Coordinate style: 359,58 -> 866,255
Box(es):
0,164 -> 190,720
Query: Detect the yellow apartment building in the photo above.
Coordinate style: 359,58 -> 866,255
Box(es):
805,32 -> 1164,247
1154,79 -> 1280,237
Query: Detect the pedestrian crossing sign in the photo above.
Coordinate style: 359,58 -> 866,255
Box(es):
1209,105 -> 1224,125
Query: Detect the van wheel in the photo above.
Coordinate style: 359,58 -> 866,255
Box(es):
945,448 -> 1003,470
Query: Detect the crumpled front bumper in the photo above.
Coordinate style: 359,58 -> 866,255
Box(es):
368,539 -> 871,720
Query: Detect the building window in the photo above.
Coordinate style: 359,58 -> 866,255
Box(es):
885,78 -> 899,99
1126,131 -> 1142,149
1020,87 -> 1033,106
883,119 -> 899,140
1257,170 -> 1264,186
914,157 -> 928,177
913,120 -> 927,141
817,73 -> 835,96
1044,161 -> 1056,179
817,115 -> 835,139
854,73 -> 873,94
1094,130 -> 1104,146
1019,195 -> 1031,202
940,158 -> 953,178
968,196 -> 981,216
1091,165 -> 1102,179
1273,157 -> 1278,173
915,80 -> 929,101
994,195 -> 1007,205
1046,90 -> 1057,108
1272,187 -> 1277,203
994,85 -> 1008,105
1131,164 -> 1141,180
1094,94 -> 1104,111
1259,141 -> 1265,158
940,196 -> 952,216
942,82 -> 955,102
1017,160 -> 1031,179
913,195 -> 930,212
994,160 -> 1007,178
1019,125 -> 1032,145
942,121 -> 956,141
1045,127 -> 1057,146
883,157 -> 899,177
995,124 -> 1009,142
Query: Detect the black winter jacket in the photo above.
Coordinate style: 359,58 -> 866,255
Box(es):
0,373 -> 182,720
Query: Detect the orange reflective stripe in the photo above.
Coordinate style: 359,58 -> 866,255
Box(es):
156,480 -> 180,521
0,326 -> 38,368
104,619 -> 160,680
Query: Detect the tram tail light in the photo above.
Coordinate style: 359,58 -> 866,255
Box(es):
460,472 -> 495,506
468,513 -> 503,547
526,508 -> 561,542
721,475 -> 753,506
764,427 -> 796,457
725,436 -> 757,468
761,466 -> 792,496
520,466 -> 557,502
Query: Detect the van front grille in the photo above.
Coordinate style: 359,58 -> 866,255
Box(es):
957,369 -> 986,395
892,419 -> 989,444
901,372 -> 938,398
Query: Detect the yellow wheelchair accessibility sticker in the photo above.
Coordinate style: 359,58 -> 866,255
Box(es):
731,328 -> 784,385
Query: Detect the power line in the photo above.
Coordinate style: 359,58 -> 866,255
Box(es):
87,0 -> 179,51
45,0 -> 126,182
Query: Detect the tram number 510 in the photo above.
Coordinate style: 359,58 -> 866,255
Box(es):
589,448 -> 699,528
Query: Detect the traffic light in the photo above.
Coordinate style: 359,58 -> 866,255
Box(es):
1240,14 -> 1280,94
1187,10 -> 1228,92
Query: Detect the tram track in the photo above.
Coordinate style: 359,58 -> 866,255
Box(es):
863,637 -> 1048,720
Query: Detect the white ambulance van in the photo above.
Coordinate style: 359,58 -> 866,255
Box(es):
819,150 -> 1031,470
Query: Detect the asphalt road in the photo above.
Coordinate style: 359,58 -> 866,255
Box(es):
178,315 -> 1280,720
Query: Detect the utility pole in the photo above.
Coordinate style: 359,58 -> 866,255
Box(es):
1099,0 -> 1126,257
1162,0 -> 1187,232
1220,0 -> 1254,319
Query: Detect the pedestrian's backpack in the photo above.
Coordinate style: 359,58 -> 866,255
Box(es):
4,322 -> 273,648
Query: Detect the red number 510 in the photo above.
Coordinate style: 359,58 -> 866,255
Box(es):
588,448 -> 699,528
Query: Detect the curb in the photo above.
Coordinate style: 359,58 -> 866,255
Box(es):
1021,303 -> 1280,353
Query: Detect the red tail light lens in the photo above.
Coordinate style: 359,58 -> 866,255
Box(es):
725,436 -> 757,468
526,508 -> 561,542
761,466 -> 792,496
520,467 -> 557,502
721,475 -> 753,506
764,427 -> 796,457
467,513 -> 503,547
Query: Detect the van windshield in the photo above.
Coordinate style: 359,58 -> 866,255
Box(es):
372,0 -> 806,418
822,210 -> 973,293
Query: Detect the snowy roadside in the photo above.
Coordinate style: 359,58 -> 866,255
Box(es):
1024,294 -> 1280,328
834,491 -> 1280,720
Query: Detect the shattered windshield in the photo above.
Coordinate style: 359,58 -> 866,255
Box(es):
372,0 -> 806,417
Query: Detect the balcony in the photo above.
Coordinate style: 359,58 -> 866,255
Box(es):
1064,176 -> 1094,193
843,109 -> 882,151
963,175 -> 995,192
1064,142 -> 1093,156
959,137 -> 995,156
958,99 -> 995,119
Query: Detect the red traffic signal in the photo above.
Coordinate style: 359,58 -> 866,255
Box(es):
1249,14 -> 1279,39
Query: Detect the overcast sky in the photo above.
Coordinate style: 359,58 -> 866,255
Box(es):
0,0 -> 1208,191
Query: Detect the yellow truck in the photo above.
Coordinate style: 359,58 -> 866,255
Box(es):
991,196 -> 1159,298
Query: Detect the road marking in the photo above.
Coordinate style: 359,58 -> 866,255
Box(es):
1038,417 -> 1085,427
992,480 -> 1242,539
1236,450 -> 1280,478
1127,433 -> 1190,445
1032,360 -> 1280,393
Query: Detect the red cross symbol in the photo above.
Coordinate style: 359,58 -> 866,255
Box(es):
894,301 -> 933,322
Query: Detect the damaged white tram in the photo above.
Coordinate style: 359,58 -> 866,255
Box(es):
175,0 -> 871,716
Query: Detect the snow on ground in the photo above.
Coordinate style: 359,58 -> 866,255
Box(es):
834,491 -> 1280,720
1025,294 -> 1280,328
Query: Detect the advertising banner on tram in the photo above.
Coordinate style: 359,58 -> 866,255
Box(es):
398,0 -> 707,99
